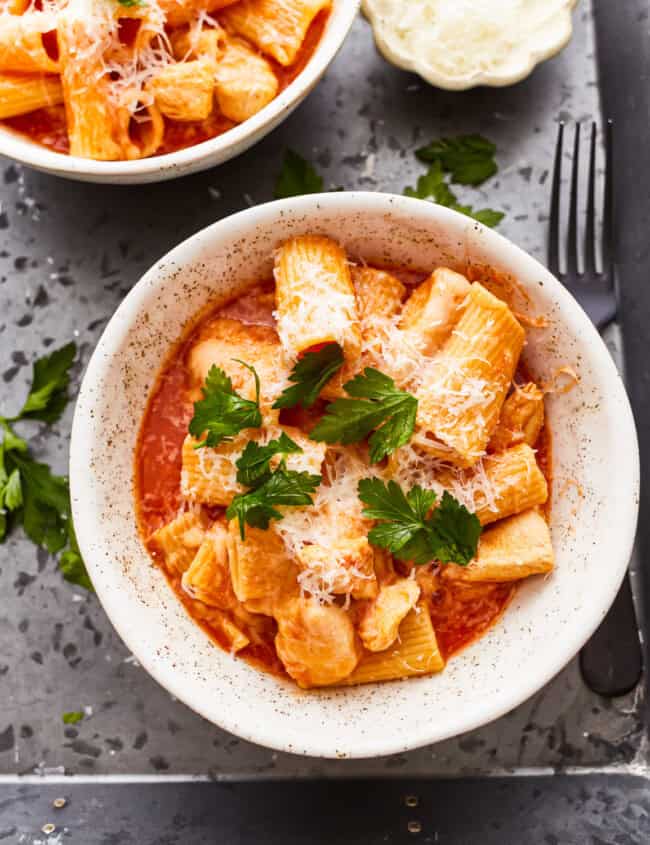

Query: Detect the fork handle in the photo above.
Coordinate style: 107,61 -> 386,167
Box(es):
579,571 -> 642,696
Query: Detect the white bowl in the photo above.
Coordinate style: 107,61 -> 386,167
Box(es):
0,3 -> 358,185
362,0 -> 578,91
70,193 -> 639,759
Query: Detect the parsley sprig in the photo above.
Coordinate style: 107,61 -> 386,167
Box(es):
235,431 -> 302,488
274,149 -> 324,198
358,478 -> 482,566
227,463 -> 321,539
404,160 -> 504,229
415,135 -> 498,186
189,362 -> 262,448
0,343 -> 92,591
309,368 -> 418,463
273,343 -> 344,410
62,710 -> 84,725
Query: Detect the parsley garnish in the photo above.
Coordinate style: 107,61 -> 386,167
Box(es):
8,342 -> 76,424
0,343 -> 93,591
415,134 -> 498,186
309,368 -> 418,463
62,711 -> 84,725
274,149 -> 324,199
188,362 -> 263,449
235,432 -> 302,488
117,0 -> 145,7
273,343 -> 344,410
358,478 -> 482,566
404,160 -> 504,229
227,465 -> 321,539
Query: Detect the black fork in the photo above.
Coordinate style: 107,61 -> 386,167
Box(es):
549,120 -> 642,696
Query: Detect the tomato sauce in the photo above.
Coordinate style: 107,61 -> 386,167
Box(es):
135,269 -> 553,681
2,10 -> 329,158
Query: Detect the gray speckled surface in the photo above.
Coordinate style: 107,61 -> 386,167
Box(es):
0,2 -> 644,778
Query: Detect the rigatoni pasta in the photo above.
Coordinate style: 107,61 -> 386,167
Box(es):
220,0 -> 329,66
274,235 -> 362,360
416,282 -> 526,467
136,234 -> 559,690
0,73 -> 62,119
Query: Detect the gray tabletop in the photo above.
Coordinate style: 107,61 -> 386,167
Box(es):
0,1 -> 645,783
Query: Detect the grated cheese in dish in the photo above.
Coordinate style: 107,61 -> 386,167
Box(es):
363,0 -> 576,89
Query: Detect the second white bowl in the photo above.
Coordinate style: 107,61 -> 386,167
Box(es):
0,2 -> 359,184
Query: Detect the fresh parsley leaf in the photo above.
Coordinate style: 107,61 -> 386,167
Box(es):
1,425 -> 27,454
273,343 -> 344,410
0,341 -> 91,590
404,161 -> 504,228
62,711 -> 84,724
275,149 -> 324,199
189,363 -> 262,449
415,134 -> 498,186
14,342 -> 76,424
430,490 -> 483,565
358,478 -> 481,566
227,466 -> 321,539
462,207 -> 505,228
3,468 -> 22,511
309,368 -> 418,463
404,160 -> 457,206
60,516 -> 93,591
9,451 -> 70,553
117,0 -> 144,7
235,432 -> 302,488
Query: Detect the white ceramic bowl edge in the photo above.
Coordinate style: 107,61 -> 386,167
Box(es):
71,192 -> 639,758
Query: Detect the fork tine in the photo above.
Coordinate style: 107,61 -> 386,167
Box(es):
584,122 -> 597,275
566,123 -> 581,276
602,118 -> 614,283
548,122 -> 564,275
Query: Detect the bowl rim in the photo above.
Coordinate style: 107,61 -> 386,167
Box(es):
0,1 -> 359,181
70,192 -> 640,758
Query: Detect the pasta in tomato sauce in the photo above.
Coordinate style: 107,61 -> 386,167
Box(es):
135,235 -> 555,689
0,0 -> 329,159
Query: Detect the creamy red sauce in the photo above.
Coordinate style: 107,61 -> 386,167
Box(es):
135,269 -> 552,675
3,11 -> 329,157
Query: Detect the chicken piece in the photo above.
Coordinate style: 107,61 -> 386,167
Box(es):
148,511 -> 207,576
181,522 -> 236,609
188,318 -> 289,422
214,37 -> 279,122
149,59 -> 216,122
274,596 -> 360,688
489,383 -> 545,452
170,23 -> 227,60
400,267 -> 471,355
296,538 -> 378,600
358,578 -> 421,652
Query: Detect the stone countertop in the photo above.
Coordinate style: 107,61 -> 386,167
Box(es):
0,2 -> 645,780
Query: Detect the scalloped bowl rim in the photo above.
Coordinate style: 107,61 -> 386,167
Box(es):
362,0 -> 579,91
70,192 -> 639,758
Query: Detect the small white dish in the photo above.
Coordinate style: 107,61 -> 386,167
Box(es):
0,2 -> 359,185
70,192 -> 638,758
363,0 -> 578,91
